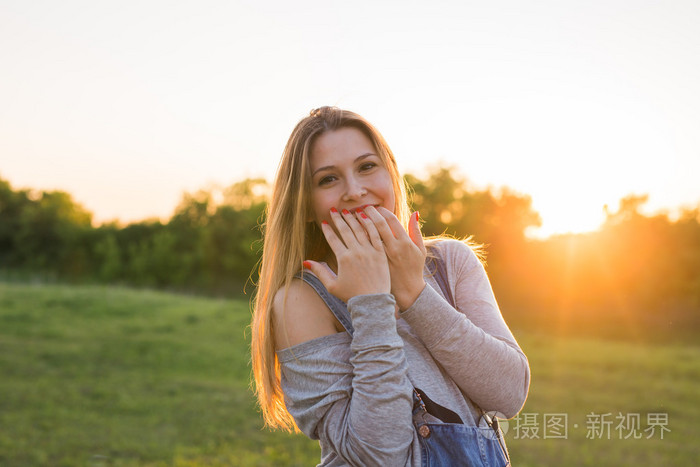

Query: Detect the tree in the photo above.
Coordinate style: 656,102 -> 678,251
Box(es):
404,165 -> 541,248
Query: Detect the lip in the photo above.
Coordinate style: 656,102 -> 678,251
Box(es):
349,204 -> 379,214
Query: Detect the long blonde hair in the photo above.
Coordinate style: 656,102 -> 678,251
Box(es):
250,107 -> 411,431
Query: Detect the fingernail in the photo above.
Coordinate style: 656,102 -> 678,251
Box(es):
416,211 -> 420,221
342,209 -> 350,215
359,210 -> 368,219
330,207 -> 338,213
322,220 -> 329,225
303,261 -> 312,269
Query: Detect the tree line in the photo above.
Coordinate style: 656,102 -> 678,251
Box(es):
0,176 -> 266,296
408,169 -> 700,341
1,169 -> 698,341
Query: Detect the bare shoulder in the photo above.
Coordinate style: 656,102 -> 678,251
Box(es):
272,277 -> 343,351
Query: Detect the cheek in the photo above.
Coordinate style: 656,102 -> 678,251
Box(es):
311,191 -> 333,222
378,174 -> 396,207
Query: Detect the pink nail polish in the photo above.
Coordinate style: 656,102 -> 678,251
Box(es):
303,261 -> 312,269
322,220 -> 329,225
359,210 -> 368,219
342,209 -> 350,215
330,207 -> 338,213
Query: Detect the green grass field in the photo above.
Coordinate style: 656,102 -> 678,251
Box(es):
1,282 -> 698,466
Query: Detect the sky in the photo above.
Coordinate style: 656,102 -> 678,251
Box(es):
1,0 -> 699,238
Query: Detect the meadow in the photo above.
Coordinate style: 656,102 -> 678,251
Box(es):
0,282 -> 698,466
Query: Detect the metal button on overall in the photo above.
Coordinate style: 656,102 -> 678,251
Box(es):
418,425 -> 431,438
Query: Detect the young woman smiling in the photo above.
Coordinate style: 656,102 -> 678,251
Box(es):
251,106 -> 529,466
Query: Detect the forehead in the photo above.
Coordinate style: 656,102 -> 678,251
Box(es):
310,127 -> 376,169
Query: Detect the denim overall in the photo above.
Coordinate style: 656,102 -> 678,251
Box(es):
297,255 -> 511,467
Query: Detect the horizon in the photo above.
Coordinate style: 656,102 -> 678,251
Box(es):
2,168 -> 694,241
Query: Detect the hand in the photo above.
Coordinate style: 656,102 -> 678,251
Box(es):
303,208 -> 391,303
361,206 -> 427,310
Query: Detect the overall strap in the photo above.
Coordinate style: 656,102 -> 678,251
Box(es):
428,247 -> 455,307
294,271 -> 355,336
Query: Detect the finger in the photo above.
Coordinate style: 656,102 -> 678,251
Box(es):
375,207 -> 411,241
303,260 -> 337,288
356,209 -> 383,249
329,208 -> 360,248
408,211 -> 427,254
341,208 -> 369,245
320,220 -> 349,254
364,205 -> 403,246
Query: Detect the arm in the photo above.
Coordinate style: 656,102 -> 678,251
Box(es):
400,240 -> 530,418
359,208 -> 528,417
323,293 -> 415,465
276,286 -> 415,466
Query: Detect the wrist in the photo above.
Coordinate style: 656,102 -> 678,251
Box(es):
396,281 -> 427,311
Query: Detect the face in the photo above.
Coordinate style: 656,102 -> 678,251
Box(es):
309,126 -> 395,227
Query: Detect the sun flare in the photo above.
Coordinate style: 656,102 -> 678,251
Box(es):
529,198 -> 607,239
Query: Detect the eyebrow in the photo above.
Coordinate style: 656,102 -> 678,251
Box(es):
311,153 -> 376,178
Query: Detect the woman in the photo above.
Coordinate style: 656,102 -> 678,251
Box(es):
251,106 -> 529,466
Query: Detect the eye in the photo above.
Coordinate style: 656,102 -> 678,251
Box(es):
318,175 -> 337,186
359,162 -> 377,172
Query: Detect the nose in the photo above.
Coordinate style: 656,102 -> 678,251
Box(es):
343,176 -> 367,201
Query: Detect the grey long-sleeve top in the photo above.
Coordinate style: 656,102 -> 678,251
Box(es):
276,239 -> 530,466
